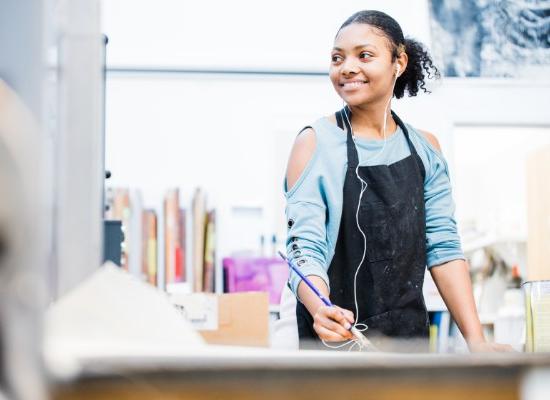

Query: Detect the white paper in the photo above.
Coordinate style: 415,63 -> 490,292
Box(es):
171,293 -> 219,331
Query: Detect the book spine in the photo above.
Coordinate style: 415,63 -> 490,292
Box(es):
203,210 -> 216,293
175,208 -> 186,282
147,210 -> 158,286
192,188 -> 206,292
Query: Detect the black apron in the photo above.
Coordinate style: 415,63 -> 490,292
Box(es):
296,108 -> 429,350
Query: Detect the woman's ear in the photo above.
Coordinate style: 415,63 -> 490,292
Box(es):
396,51 -> 408,76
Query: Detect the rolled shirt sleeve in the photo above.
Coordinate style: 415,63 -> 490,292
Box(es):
423,147 -> 465,268
285,201 -> 330,297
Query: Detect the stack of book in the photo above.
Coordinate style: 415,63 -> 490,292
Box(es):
106,188 -> 157,284
105,186 -> 216,293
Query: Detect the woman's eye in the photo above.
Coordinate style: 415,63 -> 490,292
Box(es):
359,52 -> 372,60
331,54 -> 343,63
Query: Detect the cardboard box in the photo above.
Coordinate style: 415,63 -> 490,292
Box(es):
171,292 -> 269,347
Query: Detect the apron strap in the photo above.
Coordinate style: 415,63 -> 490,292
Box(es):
340,106 -> 358,170
391,111 -> 425,180
335,110 -> 344,131
391,111 -> 416,155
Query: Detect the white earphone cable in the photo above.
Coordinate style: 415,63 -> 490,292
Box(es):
322,66 -> 400,351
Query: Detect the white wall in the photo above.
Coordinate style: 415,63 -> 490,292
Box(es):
101,0 -> 431,70
453,125 -> 550,242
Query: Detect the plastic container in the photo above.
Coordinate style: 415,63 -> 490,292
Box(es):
523,280 -> 550,352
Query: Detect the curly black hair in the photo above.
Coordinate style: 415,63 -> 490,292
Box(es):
339,10 -> 440,99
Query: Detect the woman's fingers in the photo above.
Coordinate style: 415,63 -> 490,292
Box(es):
487,343 -> 515,352
314,325 -> 351,342
313,306 -> 354,341
324,306 -> 352,328
318,315 -> 353,339
469,341 -> 517,353
335,306 -> 355,324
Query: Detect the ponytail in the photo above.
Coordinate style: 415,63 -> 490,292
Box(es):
393,37 -> 440,99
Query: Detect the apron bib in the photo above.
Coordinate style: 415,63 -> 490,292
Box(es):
296,108 -> 429,350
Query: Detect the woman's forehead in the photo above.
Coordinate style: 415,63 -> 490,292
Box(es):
334,23 -> 390,51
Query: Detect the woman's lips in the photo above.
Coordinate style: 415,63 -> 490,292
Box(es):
340,80 -> 368,91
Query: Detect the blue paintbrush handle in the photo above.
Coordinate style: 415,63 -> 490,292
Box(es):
278,251 -> 333,307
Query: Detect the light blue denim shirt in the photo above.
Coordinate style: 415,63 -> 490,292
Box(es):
283,116 -> 465,297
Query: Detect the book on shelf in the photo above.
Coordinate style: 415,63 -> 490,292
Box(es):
164,189 -> 186,286
176,208 -> 186,282
192,188 -> 207,292
142,209 -> 157,286
128,190 -> 144,277
105,188 -> 131,271
203,210 -> 216,293
164,189 -> 175,284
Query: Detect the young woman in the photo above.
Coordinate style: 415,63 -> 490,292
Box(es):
283,10 -> 511,352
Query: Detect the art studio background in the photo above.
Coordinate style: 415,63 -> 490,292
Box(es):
1,0 -> 550,399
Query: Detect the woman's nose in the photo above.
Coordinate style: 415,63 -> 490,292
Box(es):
341,57 -> 359,75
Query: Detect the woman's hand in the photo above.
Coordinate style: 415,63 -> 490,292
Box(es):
313,305 -> 355,342
468,340 -> 515,353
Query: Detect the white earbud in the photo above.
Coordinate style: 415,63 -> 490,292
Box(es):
396,65 -> 401,77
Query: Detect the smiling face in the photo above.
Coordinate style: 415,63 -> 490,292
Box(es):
330,23 -> 402,107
